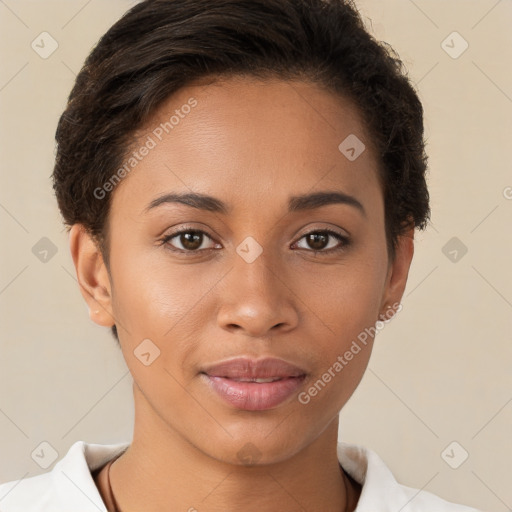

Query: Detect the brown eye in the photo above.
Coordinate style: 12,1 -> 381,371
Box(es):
305,232 -> 329,250
294,229 -> 350,254
162,229 -> 217,252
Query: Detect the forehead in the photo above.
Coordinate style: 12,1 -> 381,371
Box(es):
110,76 -> 381,218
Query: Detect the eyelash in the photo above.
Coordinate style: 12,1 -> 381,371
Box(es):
159,227 -> 351,256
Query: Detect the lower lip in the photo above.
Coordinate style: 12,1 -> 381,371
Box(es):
204,374 -> 306,411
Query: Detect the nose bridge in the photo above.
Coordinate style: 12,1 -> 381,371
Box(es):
216,236 -> 298,336
234,236 -> 278,296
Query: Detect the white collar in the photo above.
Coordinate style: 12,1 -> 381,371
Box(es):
0,440 -> 480,511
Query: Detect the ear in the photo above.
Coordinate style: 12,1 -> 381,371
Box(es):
69,224 -> 115,327
379,227 -> 415,316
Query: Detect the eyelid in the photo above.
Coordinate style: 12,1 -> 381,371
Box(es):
294,225 -> 350,241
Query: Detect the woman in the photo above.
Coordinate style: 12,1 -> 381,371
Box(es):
0,0 -> 482,510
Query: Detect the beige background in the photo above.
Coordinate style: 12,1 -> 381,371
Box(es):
0,1 -> 511,510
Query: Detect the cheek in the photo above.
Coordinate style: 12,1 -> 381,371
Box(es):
110,244 -> 214,333
294,291 -> 379,419
109,246 -> 228,381
293,255 -> 386,402
296,257 -> 385,342
108,248 -> 210,407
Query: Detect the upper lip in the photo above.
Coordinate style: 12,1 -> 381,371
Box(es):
202,357 -> 307,379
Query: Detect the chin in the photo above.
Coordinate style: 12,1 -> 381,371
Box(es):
197,423 -> 311,467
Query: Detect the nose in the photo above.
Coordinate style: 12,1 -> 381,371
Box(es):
216,246 -> 300,338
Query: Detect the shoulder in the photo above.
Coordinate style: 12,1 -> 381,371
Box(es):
0,440 -> 130,512
337,442 -> 483,512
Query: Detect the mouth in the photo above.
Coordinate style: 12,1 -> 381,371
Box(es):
200,357 -> 307,411
222,377 -> 289,383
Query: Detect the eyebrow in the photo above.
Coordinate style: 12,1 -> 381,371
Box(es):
144,190 -> 366,217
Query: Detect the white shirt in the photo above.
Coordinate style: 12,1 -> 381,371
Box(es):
0,440 -> 482,511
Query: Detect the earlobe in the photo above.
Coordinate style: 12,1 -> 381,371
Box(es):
69,224 -> 115,328
379,227 -> 415,316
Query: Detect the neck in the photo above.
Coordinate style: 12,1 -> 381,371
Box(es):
105,385 -> 359,512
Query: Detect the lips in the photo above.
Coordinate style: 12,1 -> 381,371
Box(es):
203,357 -> 307,380
201,357 -> 307,411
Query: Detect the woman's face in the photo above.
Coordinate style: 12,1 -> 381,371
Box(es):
74,77 -> 412,465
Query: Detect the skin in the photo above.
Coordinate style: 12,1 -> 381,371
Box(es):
69,76 -> 414,512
